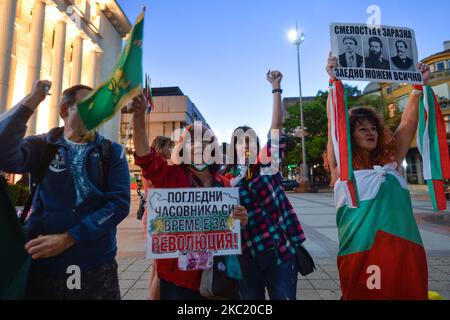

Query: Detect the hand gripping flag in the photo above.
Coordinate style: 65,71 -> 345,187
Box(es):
417,85 -> 450,211
0,176 -> 31,299
144,74 -> 155,112
77,12 -> 145,130
327,79 -> 359,208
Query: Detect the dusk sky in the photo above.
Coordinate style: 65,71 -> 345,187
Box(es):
117,0 -> 450,143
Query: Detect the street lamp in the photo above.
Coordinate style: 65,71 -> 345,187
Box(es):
288,24 -> 309,189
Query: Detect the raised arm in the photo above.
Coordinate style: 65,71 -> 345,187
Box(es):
267,70 -> 283,130
129,93 -> 150,157
393,63 -> 430,164
0,80 -> 52,174
128,93 -> 180,187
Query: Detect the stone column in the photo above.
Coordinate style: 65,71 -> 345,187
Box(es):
95,50 -> 103,86
49,19 -> 67,129
70,35 -> 83,86
26,0 -> 47,134
0,0 -> 18,113
86,49 -> 98,87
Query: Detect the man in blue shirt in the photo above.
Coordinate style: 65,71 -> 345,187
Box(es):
0,80 -> 131,299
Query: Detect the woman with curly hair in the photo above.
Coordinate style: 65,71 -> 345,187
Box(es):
324,53 -> 433,300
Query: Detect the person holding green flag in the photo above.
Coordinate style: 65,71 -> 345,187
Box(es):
0,79 -> 133,300
0,10 -> 147,299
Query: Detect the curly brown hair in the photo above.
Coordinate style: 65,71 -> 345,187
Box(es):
349,107 -> 396,170
324,107 -> 396,174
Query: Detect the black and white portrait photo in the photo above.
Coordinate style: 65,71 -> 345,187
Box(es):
390,39 -> 414,71
338,36 -> 364,68
330,23 -> 422,84
364,36 -> 391,70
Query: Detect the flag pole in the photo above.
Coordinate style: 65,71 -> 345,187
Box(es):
121,5 -> 147,160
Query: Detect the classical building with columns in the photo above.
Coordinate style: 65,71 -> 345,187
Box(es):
0,0 -> 131,141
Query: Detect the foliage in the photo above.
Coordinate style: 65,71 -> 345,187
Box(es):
7,183 -> 30,207
283,85 -> 389,183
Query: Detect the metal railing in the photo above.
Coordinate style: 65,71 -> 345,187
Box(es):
430,70 -> 450,80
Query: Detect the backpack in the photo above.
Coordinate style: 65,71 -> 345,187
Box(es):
19,129 -> 113,224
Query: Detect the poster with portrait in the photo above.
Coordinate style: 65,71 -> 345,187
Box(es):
330,23 -> 422,84
146,188 -> 241,260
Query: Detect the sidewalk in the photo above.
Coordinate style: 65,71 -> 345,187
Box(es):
408,184 -> 432,201
117,193 -> 450,300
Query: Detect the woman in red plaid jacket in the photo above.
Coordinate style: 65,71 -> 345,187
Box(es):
128,94 -> 248,300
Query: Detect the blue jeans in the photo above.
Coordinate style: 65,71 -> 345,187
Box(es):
239,251 -> 298,300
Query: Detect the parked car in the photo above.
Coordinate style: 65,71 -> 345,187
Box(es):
282,179 -> 299,191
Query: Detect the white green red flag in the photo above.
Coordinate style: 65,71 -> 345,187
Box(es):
334,164 -> 428,299
329,80 -> 429,299
327,79 -> 359,208
416,85 -> 450,212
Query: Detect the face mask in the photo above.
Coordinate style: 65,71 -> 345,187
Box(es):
191,164 -> 208,171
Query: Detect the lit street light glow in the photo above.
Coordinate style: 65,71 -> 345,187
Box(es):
287,23 -> 309,189
288,29 -> 305,45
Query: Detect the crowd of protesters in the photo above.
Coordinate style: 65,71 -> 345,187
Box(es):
0,56 -> 435,300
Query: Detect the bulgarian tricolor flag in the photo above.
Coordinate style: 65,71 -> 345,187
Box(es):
335,166 -> 428,300
416,85 -> 450,212
328,79 -> 359,208
78,11 -> 145,130
330,79 -> 428,300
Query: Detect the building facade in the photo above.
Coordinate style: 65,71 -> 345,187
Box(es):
379,41 -> 450,184
0,0 -> 131,141
120,86 -> 210,175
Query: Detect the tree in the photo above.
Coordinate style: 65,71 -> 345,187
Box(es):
354,94 -> 399,132
283,90 -> 330,179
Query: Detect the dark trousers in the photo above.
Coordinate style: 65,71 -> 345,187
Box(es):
159,279 -> 204,300
25,260 -> 121,300
239,251 -> 298,300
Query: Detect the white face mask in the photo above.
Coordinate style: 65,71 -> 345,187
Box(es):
192,164 -> 208,171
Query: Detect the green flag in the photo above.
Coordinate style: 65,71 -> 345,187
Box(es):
0,176 -> 31,300
77,12 -> 144,130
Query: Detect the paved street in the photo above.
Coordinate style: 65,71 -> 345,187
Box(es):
117,190 -> 450,300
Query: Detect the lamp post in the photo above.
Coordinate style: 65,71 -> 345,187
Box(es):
288,24 -> 309,190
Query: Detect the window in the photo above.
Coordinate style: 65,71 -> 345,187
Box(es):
396,94 -> 409,112
432,83 -> 450,109
436,61 -> 446,72
89,1 -> 100,30
74,0 -> 86,14
386,86 -> 393,95
445,116 -> 450,134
